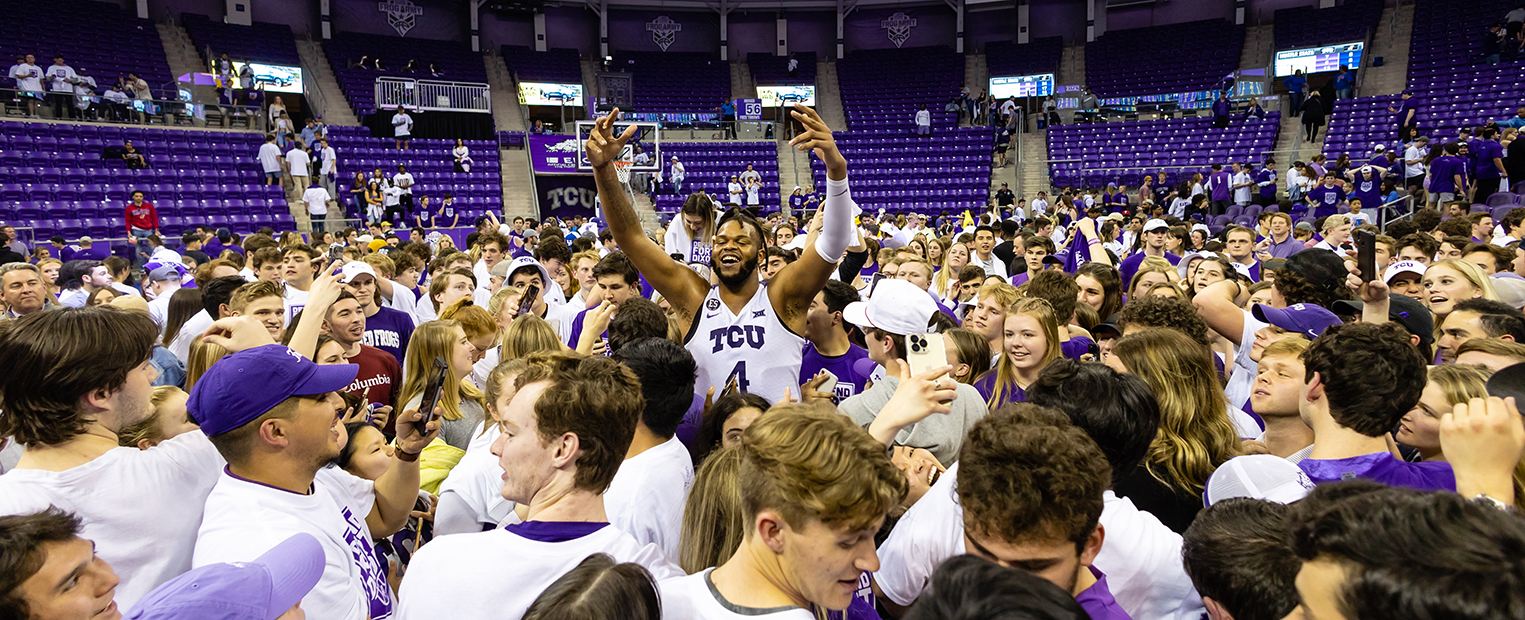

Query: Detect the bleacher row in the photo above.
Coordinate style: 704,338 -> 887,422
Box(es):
180,13 -> 301,66
809,128 -> 993,215
1272,0 -> 1384,50
323,33 -> 490,118
652,142 -> 780,214
0,0 -> 176,100
1046,115 -> 1281,189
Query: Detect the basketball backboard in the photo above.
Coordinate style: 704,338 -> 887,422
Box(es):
574,119 -> 663,172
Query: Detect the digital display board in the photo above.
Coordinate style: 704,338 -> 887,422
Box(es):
1274,42 -> 1363,77
224,62 -> 302,94
518,82 -> 584,106
757,85 -> 817,107
989,74 -> 1055,99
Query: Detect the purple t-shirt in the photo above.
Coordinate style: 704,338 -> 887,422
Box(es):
1210,170 -> 1232,201
1298,451 -> 1456,492
1060,336 -> 1095,360
1306,184 -> 1346,219
1077,568 -> 1134,620
566,307 -> 605,350
1429,156 -> 1465,194
1348,175 -> 1382,208
1118,251 -> 1182,292
797,343 -> 872,405
1473,139 -> 1505,179
973,370 -> 1026,410
363,306 -> 415,366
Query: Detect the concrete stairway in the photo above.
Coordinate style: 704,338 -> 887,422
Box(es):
776,142 -> 813,213
157,22 -> 202,84
1361,2 -> 1413,97
815,59 -> 847,130
484,53 -> 526,132
1239,23 -> 1274,70
1014,129 -> 1050,198
729,60 -> 755,102
295,39 -> 359,126
1058,44 -> 1085,86
962,53 -> 987,127
1272,111 -> 1326,168
499,147 -> 535,219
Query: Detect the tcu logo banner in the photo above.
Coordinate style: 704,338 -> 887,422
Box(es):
881,12 -> 917,48
647,16 -> 682,51
378,0 -> 423,36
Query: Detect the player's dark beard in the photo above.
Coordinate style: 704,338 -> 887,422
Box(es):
713,251 -> 760,289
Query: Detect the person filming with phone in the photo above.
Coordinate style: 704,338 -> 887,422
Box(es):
836,278 -> 981,466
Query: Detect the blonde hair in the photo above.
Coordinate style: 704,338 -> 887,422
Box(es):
185,340 -> 229,392
487,285 -> 520,323
228,280 -> 282,314
1322,214 -> 1351,231
898,256 -> 934,281
932,241 -> 967,298
397,319 -> 487,421
1261,337 -> 1310,360
117,386 -> 186,448
1129,256 -> 1178,299
501,313 -> 564,360
983,297 -> 1061,410
977,280 -> 1022,310
361,253 -> 396,278
1428,258 -> 1500,306
1110,328 -> 1241,494
1424,363 -> 1524,502
679,446 -> 746,574
738,406 -> 907,532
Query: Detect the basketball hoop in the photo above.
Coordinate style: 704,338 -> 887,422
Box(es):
614,159 -> 634,188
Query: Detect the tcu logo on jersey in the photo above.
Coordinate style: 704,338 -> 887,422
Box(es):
709,325 -> 766,352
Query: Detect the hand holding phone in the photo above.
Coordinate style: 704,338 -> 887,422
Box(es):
418,356 -> 449,426
515,284 -> 540,317
1356,229 -> 1377,283
905,332 -> 948,379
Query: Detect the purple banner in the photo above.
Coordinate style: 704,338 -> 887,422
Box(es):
536,175 -> 598,220
529,133 -> 584,174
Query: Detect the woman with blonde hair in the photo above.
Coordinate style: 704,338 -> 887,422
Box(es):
942,327 -> 992,385
117,386 -> 197,450
926,236 -> 948,267
36,257 -> 62,297
398,319 -> 489,451
439,298 -> 499,387
974,297 -> 1061,409
1396,363 -> 1525,502
1105,328 -> 1241,532
678,446 -> 745,574
184,339 -> 230,391
1127,256 -> 1179,301
501,313 -> 565,360
932,241 -> 970,302
1422,258 -> 1499,322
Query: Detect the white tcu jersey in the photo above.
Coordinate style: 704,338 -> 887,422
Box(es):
685,284 -> 805,403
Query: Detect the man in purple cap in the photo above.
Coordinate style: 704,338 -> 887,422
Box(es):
190,344 -> 440,620
128,533 -> 323,620
1251,302 -> 1343,341
1297,322 -> 1454,491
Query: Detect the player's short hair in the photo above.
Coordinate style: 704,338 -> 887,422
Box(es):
534,234 -> 573,264
1464,243 -> 1516,272
957,264 -> 986,283
739,406 -> 906,531
957,403 -> 1109,552
608,297 -> 668,355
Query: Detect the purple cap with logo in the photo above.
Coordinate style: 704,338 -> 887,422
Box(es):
125,533 -> 324,620
187,344 -> 357,436
1253,303 -> 1343,340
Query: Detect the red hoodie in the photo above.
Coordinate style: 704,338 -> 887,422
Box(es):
126,200 -> 158,234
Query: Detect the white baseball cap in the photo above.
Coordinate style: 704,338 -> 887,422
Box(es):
842,278 -> 937,335
1143,218 -> 1170,233
500,255 -> 552,287
1372,144 -> 1386,153
339,261 -> 377,284
1383,260 -> 1426,283
1205,455 -> 1315,506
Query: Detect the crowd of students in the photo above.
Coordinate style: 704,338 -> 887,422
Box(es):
2,104 -> 1525,620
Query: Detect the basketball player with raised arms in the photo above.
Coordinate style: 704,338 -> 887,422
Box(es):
586,105 -> 856,402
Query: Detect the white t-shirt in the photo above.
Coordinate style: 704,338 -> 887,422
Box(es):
44,64 -> 76,92
1232,171 -> 1253,204
434,421 -> 515,536
874,463 -> 1204,620
396,523 -> 683,619
9,63 -> 43,91
0,432 -> 224,609
194,467 -> 392,620
915,110 -> 931,126
660,570 -> 817,620
285,148 -> 311,177
258,143 -> 283,173
169,309 -> 215,363
604,436 -> 695,561
392,112 -> 413,137
968,252 -> 1007,279
320,146 -> 337,175
147,284 -> 179,331
283,285 -> 311,328
1404,145 -> 1427,178
303,186 -> 331,216
1224,309 -> 1268,410
393,172 -> 415,194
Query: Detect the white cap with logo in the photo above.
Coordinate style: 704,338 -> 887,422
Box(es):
842,279 -> 937,335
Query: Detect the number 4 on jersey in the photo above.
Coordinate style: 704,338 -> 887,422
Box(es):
723,361 -> 749,395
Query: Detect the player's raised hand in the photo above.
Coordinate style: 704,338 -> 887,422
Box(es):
584,109 -> 638,170
788,104 -> 845,173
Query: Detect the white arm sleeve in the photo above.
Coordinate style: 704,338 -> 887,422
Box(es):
813,176 -> 858,264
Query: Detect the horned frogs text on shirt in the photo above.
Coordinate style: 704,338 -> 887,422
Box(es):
685,284 -> 805,403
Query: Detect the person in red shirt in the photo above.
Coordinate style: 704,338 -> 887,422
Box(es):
125,190 -> 160,268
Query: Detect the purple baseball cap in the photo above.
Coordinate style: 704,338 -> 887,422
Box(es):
1252,303 -> 1343,340
187,345 -> 358,436
125,533 -> 324,620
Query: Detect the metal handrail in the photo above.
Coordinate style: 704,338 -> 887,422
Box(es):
1378,194 -> 1417,232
